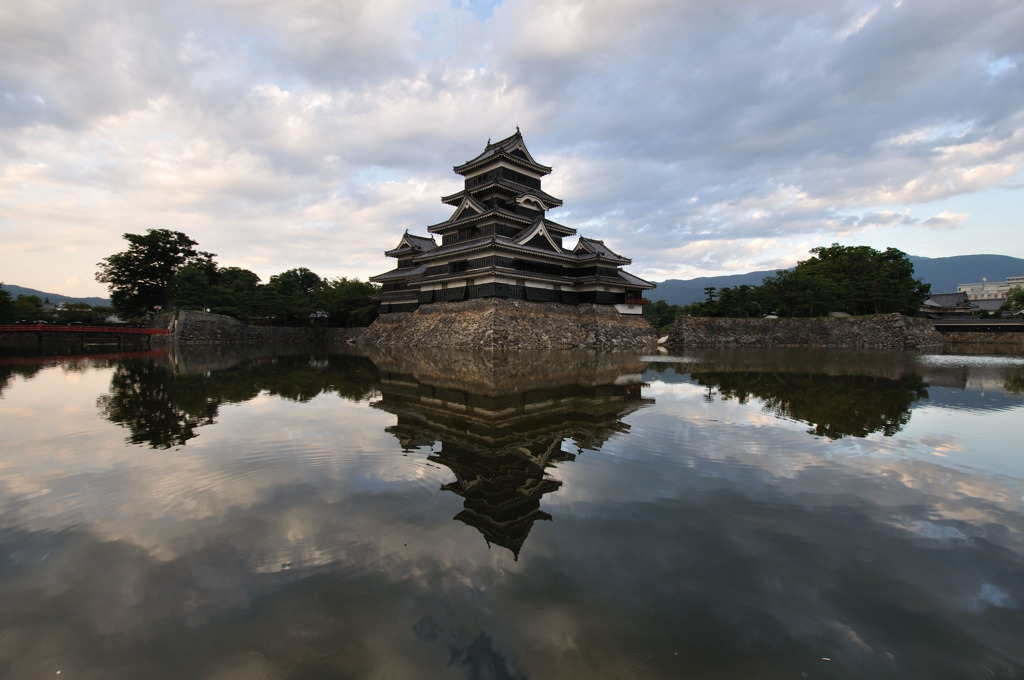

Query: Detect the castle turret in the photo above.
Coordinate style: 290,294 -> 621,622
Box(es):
371,131 -> 655,314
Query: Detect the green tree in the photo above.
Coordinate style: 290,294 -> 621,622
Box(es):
1003,285 -> 1024,313
11,294 -> 47,322
0,285 -> 13,322
716,285 -> 763,318
209,267 -> 262,319
759,268 -> 826,317
320,277 -> 380,327
89,306 -> 119,324
259,268 -> 325,324
758,245 -> 928,317
56,303 -> 95,324
170,262 -> 215,310
96,229 -> 216,318
643,299 -> 684,329
50,302 -> 118,325
679,299 -> 714,317
798,244 -> 929,315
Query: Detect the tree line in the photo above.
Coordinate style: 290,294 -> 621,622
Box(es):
8,237 -> 1018,329
644,244 -> 933,330
0,287 -> 118,325
94,229 -> 379,326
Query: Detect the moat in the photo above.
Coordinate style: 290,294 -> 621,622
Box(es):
1,346 -> 1022,679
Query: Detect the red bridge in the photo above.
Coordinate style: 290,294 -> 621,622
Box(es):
0,324 -> 169,352
0,324 -> 168,335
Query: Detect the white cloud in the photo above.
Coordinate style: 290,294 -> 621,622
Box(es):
2,0 -> 1023,296
922,211 -> 969,229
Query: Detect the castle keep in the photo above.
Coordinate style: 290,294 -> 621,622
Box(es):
371,130 -> 655,314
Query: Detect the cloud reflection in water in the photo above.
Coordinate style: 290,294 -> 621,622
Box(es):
0,347 -> 1022,679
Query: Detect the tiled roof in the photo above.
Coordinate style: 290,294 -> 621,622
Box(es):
516,187 -> 563,208
453,130 -> 552,176
370,264 -> 427,282
427,205 -> 533,233
616,270 -> 657,289
405,234 -> 437,250
515,219 -> 566,252
574,237 -> 630,264
413,234 -> 502,260
923,292 -> 974,308
385,232 -> 437,257
441,180 -> 563,208
542,218 -> 576,236
414,234 -> 581,263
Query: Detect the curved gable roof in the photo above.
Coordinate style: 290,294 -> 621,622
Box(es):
573,237 -> 630,264
385,231 -> 437,257
453,130 -> 552,177
515,218 -> 565,253
448,194 -> 490,222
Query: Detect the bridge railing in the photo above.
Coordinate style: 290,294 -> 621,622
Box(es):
0,324 -> 169,334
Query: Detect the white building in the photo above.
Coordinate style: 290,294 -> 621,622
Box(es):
957,275 -> 1024,301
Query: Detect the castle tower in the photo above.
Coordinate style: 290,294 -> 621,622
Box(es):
371,131 -> 655,314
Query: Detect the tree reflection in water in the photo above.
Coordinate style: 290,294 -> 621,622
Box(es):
96,350 -> 379,449
5,346 -> 1024,678
368,348 -> 654,558
0,363 -> 46,396
97,359 -> 217,448
691,371 -> 930,439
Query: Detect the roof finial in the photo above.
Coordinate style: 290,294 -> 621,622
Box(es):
487,137 -> 491,145
516,124 -> 520,133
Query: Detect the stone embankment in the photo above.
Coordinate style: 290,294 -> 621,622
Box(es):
360,299 -> 657,350
156,310 -> 364,345
153,309 -> 947,352
366,346 -> 647,395
667,313 -> 943,350
940,330 -> 1024,352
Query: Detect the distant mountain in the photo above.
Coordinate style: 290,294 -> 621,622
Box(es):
0,284 -> 111,307
905,255 -> 1024,295
653,270 -> 779,308
652,254 -> 1024,307
6,253 -> 1023,310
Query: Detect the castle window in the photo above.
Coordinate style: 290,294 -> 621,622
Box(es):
458,226 -> 480,242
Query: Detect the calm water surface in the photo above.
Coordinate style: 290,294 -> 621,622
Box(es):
1,346 -> 1022,679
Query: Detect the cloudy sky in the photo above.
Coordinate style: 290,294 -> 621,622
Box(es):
2,0 -> 1022,298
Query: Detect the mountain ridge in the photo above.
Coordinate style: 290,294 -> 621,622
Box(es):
651,254 -> 1024,307
5,254 -> 1024,310
0,284 -> 112,308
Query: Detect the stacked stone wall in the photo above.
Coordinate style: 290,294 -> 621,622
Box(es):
166,311 -> 308,344
366,347 -> 646,395
361,299 -> 656,350
667,313 -> 943,350
163,310 -> 366,345
940,331 -> 1023,352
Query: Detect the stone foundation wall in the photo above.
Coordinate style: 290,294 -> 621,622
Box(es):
166,311 -> 311,344
940,331 -> 1023,353
163,310 -> 366,345
667,313 -> 944,350
365,347 -> 647,395
361,299 -> 657,350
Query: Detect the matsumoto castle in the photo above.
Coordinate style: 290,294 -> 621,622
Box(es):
371,130 -> 656,314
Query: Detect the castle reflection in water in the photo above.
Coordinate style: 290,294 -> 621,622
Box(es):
367,349 -> 654,558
